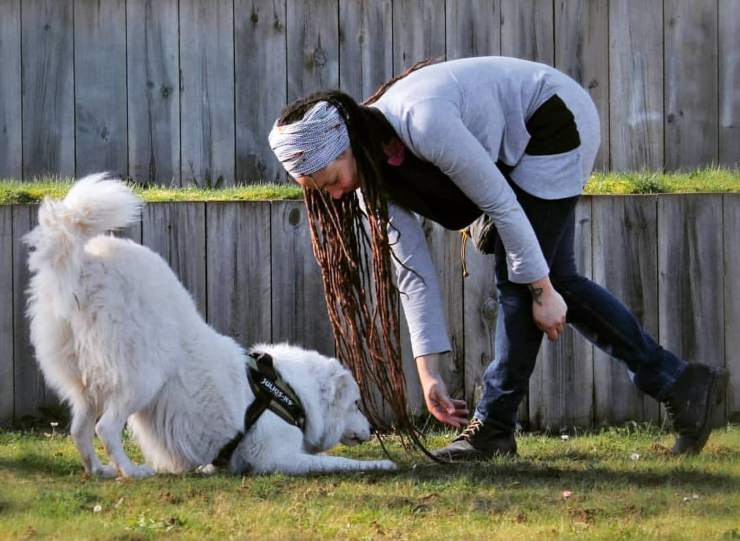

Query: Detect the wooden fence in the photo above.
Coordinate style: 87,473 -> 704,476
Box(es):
1,194 -> 739,429
0,0 -> 738,184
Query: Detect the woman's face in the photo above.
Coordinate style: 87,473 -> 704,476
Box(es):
295,148 -> 360,199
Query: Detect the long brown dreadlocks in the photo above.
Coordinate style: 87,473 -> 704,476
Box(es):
276,59 -> 440,456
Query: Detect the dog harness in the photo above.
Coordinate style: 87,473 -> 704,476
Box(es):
212,350 -> 305,468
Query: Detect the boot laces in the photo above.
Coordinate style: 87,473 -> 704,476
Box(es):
455,418 -> 483,442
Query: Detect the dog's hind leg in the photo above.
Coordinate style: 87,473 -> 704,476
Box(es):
95,406 -> 155,479
70,400 -> 117,478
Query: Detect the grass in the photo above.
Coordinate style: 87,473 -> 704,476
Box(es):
0,168 -> 738,204
1,424 -> 739,540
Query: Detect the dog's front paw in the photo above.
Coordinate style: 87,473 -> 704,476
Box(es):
120,464 -> 156,479
372,460 -> 398,471
90,464 -> 118,479
195,464 -> 218,476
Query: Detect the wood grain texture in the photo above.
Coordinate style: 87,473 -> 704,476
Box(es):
142,202 -> 207,317
392,0 -> 446,73
0,0 -> 22,179
179,0 -> 235,186
74,0 -> 128,177
0,206 -> 13,424
529,198 -> 594,430
664,0 -> 718,170
127,0 -> 180,185
500,0 -> 554,64
554,0 -> 609,171
339,0 -> 393,101
445,0 -> 501,59
609,0 -> 663,171
206,202 -> 272,347
724,194 -> 740,420
658,195 -> 725,425
270,201 -> 334,356
235,0 -> 287,183
22,0 -> 75,179
286,0 -> 339,102
719,0 -> 740,167
592,195 -> 660,424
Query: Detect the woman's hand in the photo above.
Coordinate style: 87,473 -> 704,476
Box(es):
416,354 -> 469,427
529,276 -> 567,341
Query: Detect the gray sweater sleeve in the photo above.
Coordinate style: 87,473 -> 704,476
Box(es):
387,201 -> 452,358
404,99 -> 550,284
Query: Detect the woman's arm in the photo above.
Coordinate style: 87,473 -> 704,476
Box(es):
529,275 -> 567,341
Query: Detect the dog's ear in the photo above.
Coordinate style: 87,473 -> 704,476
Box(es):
332,369 -> 357,409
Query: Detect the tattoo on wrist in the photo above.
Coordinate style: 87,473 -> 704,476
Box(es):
528,284 -> 544,306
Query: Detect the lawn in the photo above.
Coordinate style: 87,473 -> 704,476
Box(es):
1,424 -> 738,540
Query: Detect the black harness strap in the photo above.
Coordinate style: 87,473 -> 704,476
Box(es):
212,351 -> 305,469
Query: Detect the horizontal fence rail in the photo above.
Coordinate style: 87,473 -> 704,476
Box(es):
0,0 -> 739,184
1,194 -> 738,429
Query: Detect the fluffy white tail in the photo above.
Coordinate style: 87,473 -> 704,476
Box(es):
25,173 -> 142,318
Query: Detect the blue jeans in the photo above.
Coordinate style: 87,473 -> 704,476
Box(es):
474,183 -> 688,431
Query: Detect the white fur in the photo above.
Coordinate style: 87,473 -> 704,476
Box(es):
25,173 -> 396,478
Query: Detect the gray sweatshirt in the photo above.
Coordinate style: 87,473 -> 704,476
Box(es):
369,56 -> 600,358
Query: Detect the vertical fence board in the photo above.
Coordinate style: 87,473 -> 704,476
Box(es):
530,198 -> 594,430
142,203 -> 207,317
339,0 -> 393,102
445,0 -> 501,59
659,195 -> 725,425
0,206 -> 13,424
592,196 -> 660,424
179,0 -> 235,186
22,0 -> 75,179
392,0 -> 446,73
235,0 -> 287,184
74,0 -> 127,177
554,0 -> 609,171
286,0 -> 339,102
0,0 -> 22,179
664,0 -> 718,170
500,0 -> 554,64
609,0 -> 663,171
270,201 -> 334,355
127,0 -> 180,185
719,0 -> 740,167
206,202 -> 271,346
725,194 -> 740,420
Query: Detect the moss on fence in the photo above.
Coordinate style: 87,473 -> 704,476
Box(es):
0,168 -> 739,205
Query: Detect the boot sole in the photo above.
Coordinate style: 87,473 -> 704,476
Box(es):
674,368 -> 728,455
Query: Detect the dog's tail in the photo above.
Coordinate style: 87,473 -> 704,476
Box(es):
25,173 -> 142,317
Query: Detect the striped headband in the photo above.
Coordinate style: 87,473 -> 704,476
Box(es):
268,101 -> 350,178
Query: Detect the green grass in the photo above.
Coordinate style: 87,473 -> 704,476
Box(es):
0,168 -> 739,204
1,424 -> 739,540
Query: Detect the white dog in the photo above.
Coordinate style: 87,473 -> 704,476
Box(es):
25,174 -> 396,478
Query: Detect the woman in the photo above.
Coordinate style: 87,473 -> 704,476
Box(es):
268,56 -> 726,460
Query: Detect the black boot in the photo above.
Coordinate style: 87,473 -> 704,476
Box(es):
663,363 -> 728,455
432,418 -> 517,462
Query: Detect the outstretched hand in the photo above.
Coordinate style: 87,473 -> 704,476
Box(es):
423,379 -> 469,428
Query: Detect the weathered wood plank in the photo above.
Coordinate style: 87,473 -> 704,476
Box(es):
179,0 -> 235,186
392,0 -> 446,73
235,0 -> 287,184
445,0 -> 501,59
22,0 -> 75,179
529,198 -> 594,430
664,0 -> 718,170
609,0 -> 663,171
592,195 -> 660,424
339,0 -> 393,101
286,0 -> 339,102
270,200 -> 334,355
206,202 -> 271,347
554,0 -> 609,171
724,194 -> 740,420
0,206 -> 13,424
500,0 -> 554,64
142,202 -> 207,317
127,0 -> 180,185
0,0 -> 22,179
74,0 -> 127,177
719,0 -> 740,167
658,195 -> 725,425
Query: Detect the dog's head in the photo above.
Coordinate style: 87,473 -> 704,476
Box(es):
328,367 -> 372,447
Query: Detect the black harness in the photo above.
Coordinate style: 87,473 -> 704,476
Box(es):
212,351 -> 305,468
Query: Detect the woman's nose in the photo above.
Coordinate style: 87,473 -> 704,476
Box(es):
329,188 -> 344,200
